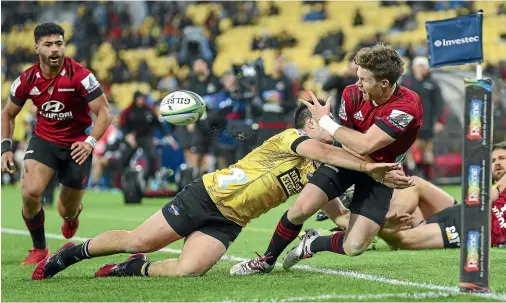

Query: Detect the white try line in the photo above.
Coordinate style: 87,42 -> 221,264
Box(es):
2,227 -> 506,302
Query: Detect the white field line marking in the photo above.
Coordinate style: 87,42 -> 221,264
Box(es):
2,227 -> 506,301
213,291 -> 456,302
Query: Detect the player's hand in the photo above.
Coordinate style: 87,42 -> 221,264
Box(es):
383,212 -> 415,233
299,91 -> 332,122
71,141 -> 93,165
382,169 -> 415,189
1,151 -> 16,173
365,163 -> 414,189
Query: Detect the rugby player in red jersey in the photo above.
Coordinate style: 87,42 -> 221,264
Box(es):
379,141 -> 506,250
232,43 -> 423,275
1,22 -> 112,265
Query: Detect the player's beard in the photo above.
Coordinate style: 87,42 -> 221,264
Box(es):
42,53 -> 63,69
493,167 -> 505,183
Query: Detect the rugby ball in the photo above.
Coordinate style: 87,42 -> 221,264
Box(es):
159,90 -> 206,126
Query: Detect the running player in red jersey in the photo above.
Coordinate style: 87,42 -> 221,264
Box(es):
380,141 -> 506,249
1,22 -> 112,265
232,43 -> 423,275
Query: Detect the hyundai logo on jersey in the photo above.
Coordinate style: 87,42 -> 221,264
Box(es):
425,13 -> 483,68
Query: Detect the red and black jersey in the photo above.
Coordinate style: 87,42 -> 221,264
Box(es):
491,189 -> 506,247
10,57 -> 103,147
338,84 -> 423,163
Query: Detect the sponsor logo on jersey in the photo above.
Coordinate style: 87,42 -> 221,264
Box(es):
387,109 -> 414,131
40,100 -> 73,120
277,168 -> 303,197
58,88 -> 75,92
464,231 -> 480,272
465,165 -> 481,206
492,203 -> 506,229
29,87 -> 40,96
81,73 -> 100,94
445,225 -> 461,247
467,99 -> 483,140
10,77 -> 21,96
339,98 -> 347,121
353,110 -> 364,121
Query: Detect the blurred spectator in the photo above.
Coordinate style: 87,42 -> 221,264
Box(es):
110,57 -> 132,83
183,59 -> 223,175
136,59 -> 155,86
157,69 -> 180,95
390,12 -> 417,33
401,57 -> 445,180
178,26 -> 214,67
268,1 -> 280,16
120,91 -> 173,181
255,55 -> 296,145
252,30 -> 297,51
353,8 -> 364,26
314,29 -> 346,62
205,10 -> 221,38
322,57 -> 358,116
498,3 -> 506,15
303,2 -> 328,22
314,56 -> 332,85
91,116 -> 123,188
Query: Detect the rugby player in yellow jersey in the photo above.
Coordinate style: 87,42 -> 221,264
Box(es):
32,99 -> 412,280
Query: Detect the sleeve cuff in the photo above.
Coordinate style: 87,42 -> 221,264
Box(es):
85,88 -> 103,102
376,119 -> 400,139
10,94 -> 26,106
290,136 -> 310,153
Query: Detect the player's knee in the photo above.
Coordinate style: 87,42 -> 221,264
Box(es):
21,183 -> 44,205
176,264 -> 208,277
125,233 -> 159,253
344,241 -> 367,257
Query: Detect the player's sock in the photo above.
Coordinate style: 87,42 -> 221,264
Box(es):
125,259 -> 152,276
263,211 -> 303,265
23,208 -> 46,249
310,231 -> 346,255
59,239 -> 93,266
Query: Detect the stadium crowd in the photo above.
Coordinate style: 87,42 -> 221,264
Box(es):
2,0 -> 506,194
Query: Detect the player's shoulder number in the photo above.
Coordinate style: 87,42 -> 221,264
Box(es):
217,168 -> 248,189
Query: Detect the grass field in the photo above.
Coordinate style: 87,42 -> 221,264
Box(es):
2,185 -> 506,302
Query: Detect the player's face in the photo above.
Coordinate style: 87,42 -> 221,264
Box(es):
492,148 -> 506,182
355,66 -> 388,101
35,35 -> 65,68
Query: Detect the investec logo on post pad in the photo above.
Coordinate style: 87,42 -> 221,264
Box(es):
434,36 -> 480,47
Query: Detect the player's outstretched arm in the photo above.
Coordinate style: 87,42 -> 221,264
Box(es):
295,139 -> 413,189
1,98 -> 24,173
301,92 -> 395,156
71,94 -> 112,165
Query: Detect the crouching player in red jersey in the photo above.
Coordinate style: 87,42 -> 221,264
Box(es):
380,142 -> 506,250
1,22 -> 112,265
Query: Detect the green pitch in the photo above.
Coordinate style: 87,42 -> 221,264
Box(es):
2,185 -> 505,302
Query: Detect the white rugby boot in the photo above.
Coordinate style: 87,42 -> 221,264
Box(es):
282,229 -> 320,270
230,252 -> 274,275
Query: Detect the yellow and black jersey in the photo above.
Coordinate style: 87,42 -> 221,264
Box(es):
202,129 -> 320,226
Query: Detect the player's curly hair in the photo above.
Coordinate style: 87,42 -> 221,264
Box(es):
34,22 -> 65,43
493,141 -> 506,152
354,43 -> 404,86
294,98 -> 328,129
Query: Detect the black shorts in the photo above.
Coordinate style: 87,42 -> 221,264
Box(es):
24,135 -> 92,189
309,164 -> 393,225
173,126 -> 192,151
426,203 -> 462,249
161,178 -> 242,248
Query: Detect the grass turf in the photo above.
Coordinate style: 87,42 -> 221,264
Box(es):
2,185 -> 505,302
